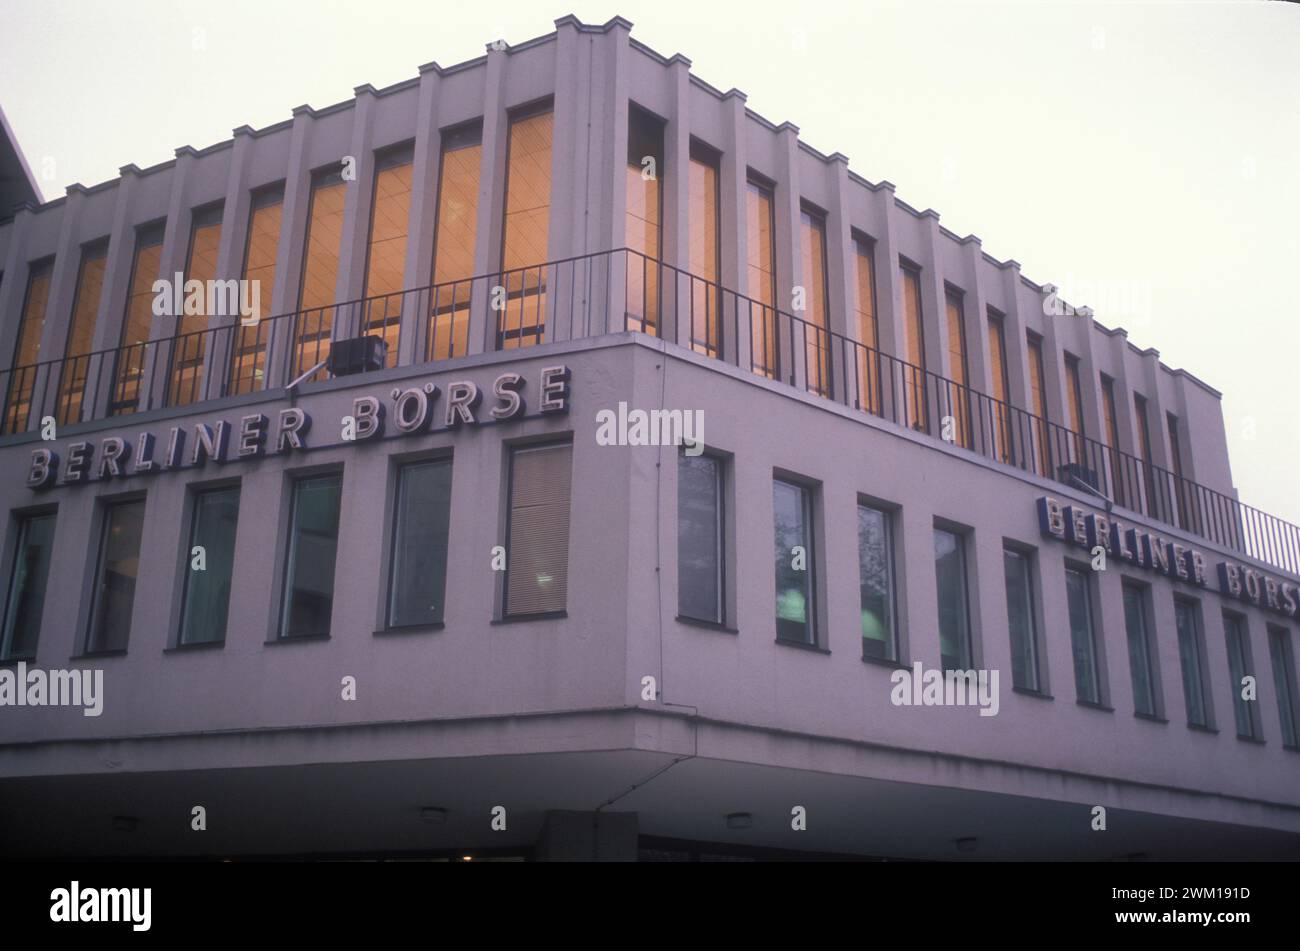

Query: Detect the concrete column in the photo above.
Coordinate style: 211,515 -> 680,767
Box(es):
140,148 -> 195,412
774,122 -> 802,390
824,153 -> 854,404
719,89 -> 748,368
83,167 -> 139,419
918,211 -> 948,436
30,186 -> 86,430
334,86 -> 378,340
399,63 -> 443,367
265,106 -> 315,389
202,128 -> 254,400
960,235 -> 995,455
468,44 -> 508,355
662,55 -> 691,349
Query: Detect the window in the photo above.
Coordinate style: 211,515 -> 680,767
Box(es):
1167,412 -> 1190,529
361,146 -> 414,366
387,459 -> 452,628
746,178 -> 778,379
429,123 -> 481,361
1224,614 -> 1260,740
688,142 -> 721,357
934,527 -> 971,670
169,205 -> 223,407
1064,354 -> 1085,463
1268,626 -> 1299,748
279,474 -> 343,638
944,290 -> 971,448
57,242 -> 108,424
1174,598 -> 1210,728
4,259 -> 53,434
900,265 -> 927,432
1123,583 -> 1158,717
1100,375 -> 1124,507
1065,567 -> 1101,704
112,223 -> 165,415
86,498 -> 147,653
799,207 -> 830,396
499,106 -> 553,350
626,106 -> 664,336
987,311 -> 1012,464
852,237 -> 880,414
178,486 -> 240,645
1027,333 -> 1050,475
504,442 -> 572,616
294,169 -> 347,380
858,503 -> 896,662
773,479 -> 816,644
1004,548 -> 1040,691
1134,394 -> 1157,516
228,187 -> 282,396
677,452 -> 724,624
1,512 -> 57,660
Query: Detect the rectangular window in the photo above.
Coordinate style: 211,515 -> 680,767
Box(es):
178,486 -> 240,645
626,106 -> 664,336
1269,626 -> 1299,748
746,178 -> 778,379
499,107 -> 553,350
858,503 -> 896,662
504,442 -> 572,616
169,205 -> 223,407
56,242 -> 108,425
773,479 -> 816,645
852,237 -> 880,414
86,498 -> 147,654
1027,333 -> 1050,475
4,260 -> 53,434
1174,598 -> 1210,727
677,452 -> 724,624
279,474 -> 343,638
294,169 -> 347,381
1123,583 -> 1158,717
112,223 -> 165,415
799,207 -> 830,396
900,264 -> 927,432
1167,412 -> 1190,529
429,123 -> 481,362
987,310 -> 1012,464
1004,548 -> 1040,691
688,142 -> 721,357
1064,354 -> 1086,463
0,512 -> 57,660
361,146 -> 414,367
1101,374 -> 1124,507
387,459 -> 452,628
1134,394 -> 1157,516
228,187 -> 282,396
944,289 -> 971,448
935,527 -> 972,670
1065,567 -> 1101,704
1223,614 -> 1259,739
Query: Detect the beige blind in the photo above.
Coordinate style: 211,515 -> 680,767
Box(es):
506,443 -> 572,615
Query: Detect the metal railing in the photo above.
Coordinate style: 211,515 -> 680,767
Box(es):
2,246 -> 1296,578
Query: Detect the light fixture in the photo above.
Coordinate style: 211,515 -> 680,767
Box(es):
725,812 -> 752,830
955,836 -> 978,854
418,807 -> 448,824
111,815 -> 139,832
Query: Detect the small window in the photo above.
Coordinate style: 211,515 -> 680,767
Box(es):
1004,548 -> 1040,692
86,499 -> 147,653
279,474 -> 343,638
677,452 -> 725,625
1223,614 -> 1260,740
857,503 -> 896,662
387,459 -> 453,629
1065,567 -> 1101,704
1269,626 -> 1300,748
1,512 -> 57,659
934,527 -> 972,670
1123,583 -> 1158,717
504,443 -> 572,617
1174,598 -> 1211,728
178,486 -> 240,646
773,479 -> 816,645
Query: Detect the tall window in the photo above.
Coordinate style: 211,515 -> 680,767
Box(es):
1100,375 -> 1124,507
279,474 -> 343,638
429,123 -> 481,361
111,224 -> 165,414
1004,548 -> 1040,691
1123,583 -> 1158,717
1167,412 -> 1190,529
504,442 -> 572,617
944,289 -> 971,448
1269,627 -> 1299,748
1064,354 -> 1086,464
86,498 -> 146,654
688,142 -> 721,357
1027,333 -> 1050,476
1134,394 -> 1157,516
853,237 -> 880,414
228,187 -> 282,396
987,311 -> 1012,464
900,264 -> 927,432
0,512 -> 57,660
934,527 -> 972,670
1065,567 -> 1101,704
746,178 -> 778,379
678,452 -> 724,625
626,106 -> 664,336
294,168 -> 347,381
169,205 -> 223,407
773,479 -> 816,645
799,207 -> 830,396
499,106 -> 553,350
858,503 -> 896,662
1223,614 -> 1260,740
1174,598 -> 1210,728
387,459 -> 452,628
4,260 -> 53,434
361,145 -> 414,366
178,486 -> 240,645
56,242 -> 108,425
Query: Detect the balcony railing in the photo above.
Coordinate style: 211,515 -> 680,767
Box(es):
3,246 -> 1297,578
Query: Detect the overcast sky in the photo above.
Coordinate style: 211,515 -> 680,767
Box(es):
1,0 -> 1297,522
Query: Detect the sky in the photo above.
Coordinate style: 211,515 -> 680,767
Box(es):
1,0 -> 1297,522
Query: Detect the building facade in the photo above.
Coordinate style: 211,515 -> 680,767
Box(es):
0,15 -> 1298,861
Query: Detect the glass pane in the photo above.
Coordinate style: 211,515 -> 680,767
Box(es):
935,528 -> 970,670
388,460 -> 452,628
1270,630 -> 1298,747
1175,601 -> 1207,726
505,443 -> 572,616
362,157 -> 413,367
179,487 -> 240,645
1004,549 -> 1038,691
113,231 -> 164,415
430,140 -> 480,361
1224,616 -> 1253,738
853,241 -> 879,414
229,196 -> 281,396
281,475 -> 342,637
773,480 -> 813,644
858,505 -> 894,661
5,263 -> 53,433
295,177 -> 347,380
746,182 -> 778,379
799,211 -> 829,395
688,153 -> 720,356
500,111 -> 553,349
87,500 -> 146,653
58,247 -> 107,425
1124,585 -> 1155,716
1,513 -> 57,658
626,110 -> 662,336
945,293 -> 970,448
678,454 -> 722,623
1065,569 -> 1099,704
901,267 -> 927,432
170,217 -> 222,407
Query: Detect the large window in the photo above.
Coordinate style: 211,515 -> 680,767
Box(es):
1,512 -> 57,660
429,123 -> 481,361
746,178 -> 778,379
1064,354 -> 1086,464
294,168 -> 347,381
499,107 -> 553,350
279,474 -> 343,638
169,205 -> 223,407
1134,394 -> 1157,516
1065,567 -> 1101,704
773,479 -> 816,645
944,289 -> 971,448
987,310 -> 1012,463
853,237 -> 880,414
858,503 -> 896,662
86,498 -> 146,654
1027,333 -> 1050,475
504,442 -> 572,616
228,187 -> 282,396
626,106 -> 664,336
1268,626 -> 1299,748
1123,582 -> 1158,717
361,146 -> 414,366
1223,613 -> 1260,740
1174,598 -> 1211,728
112,223 -> 165,415
178,486 -> 240,645
934,527 -> 972,670
677,452 -> 724,624
1100,374 -> 1124,507
56,242 -> 108,425
5,259 -> 53,434
387,459 -> 453,629
900,264 -> 927,432
1004,548 -> 1040,691
688,142 -> 721,357
1167,412 -> 1190,528
799,207 -> 830,396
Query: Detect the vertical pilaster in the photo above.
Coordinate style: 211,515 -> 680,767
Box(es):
774,122 -> 802,389
265,106 -> 315,389
334,86 -> 378,340
719,89 -> 748,368
662,55 -> 691,349
468,44 -> 508,355
400,63 -> 443,366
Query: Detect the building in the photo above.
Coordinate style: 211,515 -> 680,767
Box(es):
0,15 -> 1298,862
